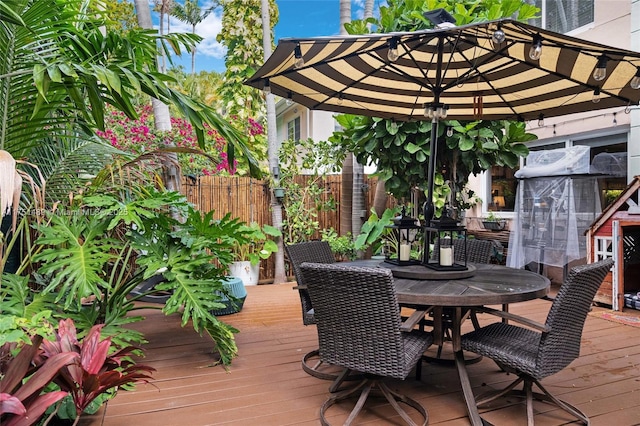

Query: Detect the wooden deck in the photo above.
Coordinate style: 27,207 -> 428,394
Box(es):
80,283 -> 640,426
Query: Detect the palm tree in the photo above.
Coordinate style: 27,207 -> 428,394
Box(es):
260,0 -> 286,284
134,0 -> 179,192
362,0 -> 389,217
154,0 -> 174,72
172,0 -> 213,74
0,0 -> 256,176
339,0 -> 352,237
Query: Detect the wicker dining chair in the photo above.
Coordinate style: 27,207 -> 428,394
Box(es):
285,241 -> 344,383
461,258 -> 614,425
431,237 -> 497,264
300,262 -> 433,426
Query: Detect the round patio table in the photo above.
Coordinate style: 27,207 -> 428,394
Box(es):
349,260 -> 550,426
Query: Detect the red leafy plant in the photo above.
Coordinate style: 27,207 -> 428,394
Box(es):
1,319 -> 155,426
0,335 -> 76,426
35,319 -> 155,424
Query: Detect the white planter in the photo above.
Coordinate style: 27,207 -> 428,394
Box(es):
229,261 -> 260,286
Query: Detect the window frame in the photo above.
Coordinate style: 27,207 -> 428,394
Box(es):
287,116 -> 301,142
533,0 -> 595,34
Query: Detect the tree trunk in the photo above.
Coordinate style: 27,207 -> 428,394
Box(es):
158,3 -> 166,72
191,24 -> 197,74
364,0 -> 374,20
340,153 -> 353,236
339,0 -> 355,238
262,0 -> 286,284
134,0 -> 179,194
349,0 -> 377,246
372,177 -> 389,217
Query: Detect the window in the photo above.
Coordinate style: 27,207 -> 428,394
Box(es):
489,165 -> 519,213
531,0 -> 594,33
287,116 -> 300,142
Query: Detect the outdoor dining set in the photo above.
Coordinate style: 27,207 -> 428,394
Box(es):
286,240 -> 613,426
248,8 -> 638,425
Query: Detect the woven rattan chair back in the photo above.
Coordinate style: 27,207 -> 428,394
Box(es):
536,258 -> 614,377
460,239 -> 495,263
431,238 -> 496,264
300,262 -> 417,380
300,262 -> 432,425
285,241 -> 335,326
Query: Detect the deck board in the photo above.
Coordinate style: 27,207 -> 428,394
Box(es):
80,282 -> 640,426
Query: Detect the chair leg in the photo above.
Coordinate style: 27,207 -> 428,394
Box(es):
531,378 -> 590,425
475,376 -> 525,406
328,367 -> 352,393
319,377 -> 428,426
303,349 -> 361,392
476,374 -> 590,425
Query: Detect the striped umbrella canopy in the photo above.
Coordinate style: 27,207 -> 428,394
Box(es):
246,17 -> 640,221
246,18 -> 640,122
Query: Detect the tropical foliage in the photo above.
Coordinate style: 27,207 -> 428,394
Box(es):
277,137 -> 342,244
0,2 -> 272,420
331,0 -> 540,211
0,0 -> 260,179
0,319 -> 155,426
217,0 -> 278,120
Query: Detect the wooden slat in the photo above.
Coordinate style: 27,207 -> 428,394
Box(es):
79,284 -> 640,426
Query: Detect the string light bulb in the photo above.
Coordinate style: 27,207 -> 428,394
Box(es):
263,79 -> 271,94
294,44 -> 304,68
529,34 -> 543,61
424,103 -> 448,120
593,55 -> 608,81
630,67 -> 640,89
388,37 -> 399,62
446,126 -> 453,137
491,27 -> 505,45
592,87 -> 601,103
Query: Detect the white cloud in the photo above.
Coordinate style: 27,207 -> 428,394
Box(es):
168,2 -> 227,60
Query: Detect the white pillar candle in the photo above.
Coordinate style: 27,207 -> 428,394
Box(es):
399,244 -> 411,261
440,246 -> 454,266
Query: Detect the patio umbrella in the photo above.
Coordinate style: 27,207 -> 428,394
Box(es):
245,14 -> 640,219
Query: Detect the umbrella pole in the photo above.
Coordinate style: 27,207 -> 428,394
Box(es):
424,116 -> 439,223
424,36 -> 444,225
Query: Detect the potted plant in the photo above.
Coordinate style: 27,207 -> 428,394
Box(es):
354,207 -> 400,258
230,222 -> 282,285
482,211 -> 507,231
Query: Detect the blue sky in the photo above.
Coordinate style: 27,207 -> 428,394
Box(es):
161,0 -> 378,73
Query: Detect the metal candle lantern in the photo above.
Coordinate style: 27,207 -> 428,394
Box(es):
385,207 -> 421,266
423,208 -> 468,271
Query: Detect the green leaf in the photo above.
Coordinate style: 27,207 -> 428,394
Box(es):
459,136 -> 475,151
510,143 -> 530,156
405,142 -> 421,154
386,120 -> 399,135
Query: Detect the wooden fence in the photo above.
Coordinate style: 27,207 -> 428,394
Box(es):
181,175 -> 389,281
